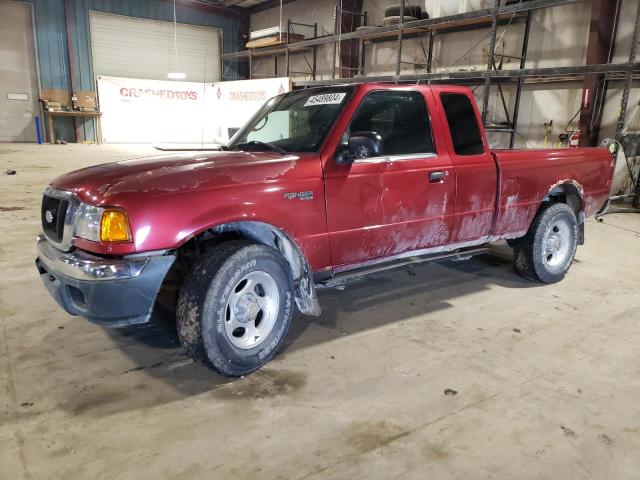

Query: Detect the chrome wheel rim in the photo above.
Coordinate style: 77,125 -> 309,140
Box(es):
541,218 -> 572,269
224,270 -> 280,349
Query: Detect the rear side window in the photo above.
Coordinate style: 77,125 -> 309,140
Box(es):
440,93 -> 484,156
349,90 -> 434,156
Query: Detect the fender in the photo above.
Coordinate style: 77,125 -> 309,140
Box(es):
209,221 -> 321,316
543,180 -> 585,244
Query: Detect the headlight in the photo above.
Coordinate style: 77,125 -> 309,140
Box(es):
75,204 -> 132,243
75,204 -> 103,242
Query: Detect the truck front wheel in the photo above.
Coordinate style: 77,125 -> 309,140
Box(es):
512,203 -> 578,283
176,241 -> 294,377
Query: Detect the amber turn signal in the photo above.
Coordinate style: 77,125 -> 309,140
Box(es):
100,210 -> 131,242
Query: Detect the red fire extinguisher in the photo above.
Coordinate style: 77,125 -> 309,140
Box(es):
569,130 -> 581,148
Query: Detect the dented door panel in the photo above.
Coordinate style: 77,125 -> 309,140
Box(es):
323,160 -> 386,266
380,155 -> 456,254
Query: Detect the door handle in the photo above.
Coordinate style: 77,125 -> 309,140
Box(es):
429,171 -> 447,183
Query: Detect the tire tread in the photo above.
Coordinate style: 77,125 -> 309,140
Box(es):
176,241 -> 250,371
512,203 -> 578,283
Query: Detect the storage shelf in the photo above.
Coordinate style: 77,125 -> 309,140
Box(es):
292,63 -> 640,87
228,43 -> 313,59
359,12 -> 526,43
221,8 -> 533,60
223,0 -> 578,61
224,0 -> 639,159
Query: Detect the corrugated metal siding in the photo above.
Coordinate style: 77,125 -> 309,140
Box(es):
71,0 -> 93,92
30,0 -> 70,90
27,0 -> 74,141
24,0 -> 243,142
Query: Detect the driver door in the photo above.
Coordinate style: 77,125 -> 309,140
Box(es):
323,145 -> 386,267
324,89 -> 456,268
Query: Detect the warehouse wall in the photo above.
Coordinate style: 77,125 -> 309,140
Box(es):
250,0 -> 638,151
24,0 -> 243,142
250,1 -> 336,80
361,2 -> 591,75
360,0 -> 593,150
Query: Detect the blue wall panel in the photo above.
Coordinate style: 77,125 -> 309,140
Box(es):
25,0 -> 243,142
31,0 -> 70,90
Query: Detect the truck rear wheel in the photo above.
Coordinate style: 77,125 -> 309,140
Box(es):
176,241 -> 294,377
512,203 -> 578,283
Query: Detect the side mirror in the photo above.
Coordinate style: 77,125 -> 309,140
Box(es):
335,131 -> 382,165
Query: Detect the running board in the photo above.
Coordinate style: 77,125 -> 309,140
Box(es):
316,246 -> 489,288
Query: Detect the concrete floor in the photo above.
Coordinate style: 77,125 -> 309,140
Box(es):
1,143 -> 639,479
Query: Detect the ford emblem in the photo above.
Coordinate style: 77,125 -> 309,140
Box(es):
45,210 -> 54,223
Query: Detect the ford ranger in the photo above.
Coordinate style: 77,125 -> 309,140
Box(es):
36,83 -> 614,376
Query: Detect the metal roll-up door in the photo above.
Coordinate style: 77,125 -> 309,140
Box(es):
89,12 -> 221,82
0,1 -> 39,142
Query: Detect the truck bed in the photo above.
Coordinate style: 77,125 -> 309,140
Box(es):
491,147 -> 613,239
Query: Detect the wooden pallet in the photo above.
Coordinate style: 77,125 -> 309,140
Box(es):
246,33 -> 305,49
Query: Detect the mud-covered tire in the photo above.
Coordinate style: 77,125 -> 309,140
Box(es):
384,4 -> 422,18
176,241 -> 294,377
512,203 -> 578,283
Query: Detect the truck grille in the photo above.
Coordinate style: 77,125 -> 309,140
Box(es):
41,194 -> 69,243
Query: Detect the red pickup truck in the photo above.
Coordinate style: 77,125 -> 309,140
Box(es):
36,83 -> 613,376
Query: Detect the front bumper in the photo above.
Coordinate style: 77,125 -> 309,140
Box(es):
35,235 -> 175,327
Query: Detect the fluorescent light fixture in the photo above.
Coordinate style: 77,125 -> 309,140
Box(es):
167,72 -> 186,80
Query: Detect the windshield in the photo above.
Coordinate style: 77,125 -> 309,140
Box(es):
228,87 -> 355,153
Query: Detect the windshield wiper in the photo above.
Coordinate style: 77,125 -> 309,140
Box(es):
233,141 -> 287,155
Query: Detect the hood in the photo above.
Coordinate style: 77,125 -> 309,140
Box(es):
51,150 -> 304,205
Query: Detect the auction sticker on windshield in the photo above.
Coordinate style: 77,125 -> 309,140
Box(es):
304,92 -> 347,107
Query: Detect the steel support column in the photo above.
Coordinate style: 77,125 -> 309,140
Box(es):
332,2 -> 338,79
626,0 -> 640,207
395,0 -> 406,81
64,0 -> 79,142
238,8 -> 251,79
338,0 -> 363,78
482,0 -> 500,124
509,9 -> 532,148
578,0 -> 621,146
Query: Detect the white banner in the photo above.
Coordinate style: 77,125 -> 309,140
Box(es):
96,76 -> 290,144
206,77 -> 290,143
